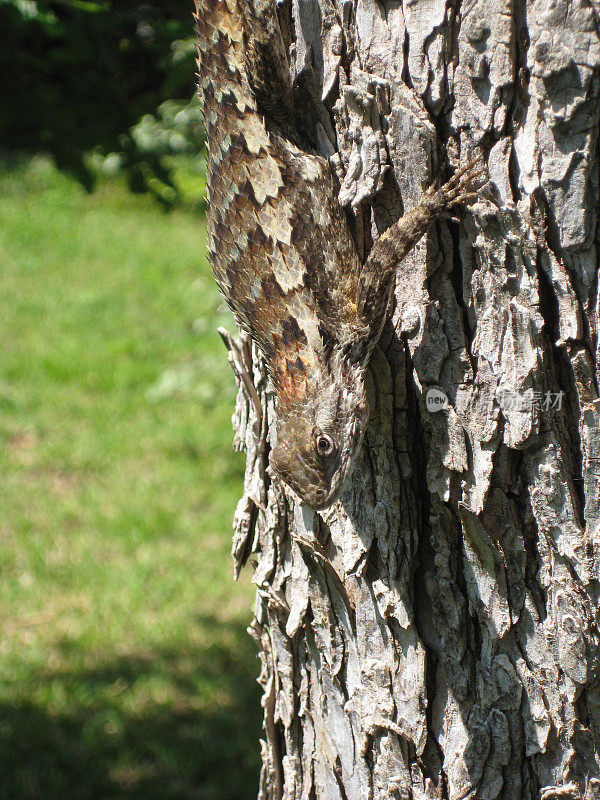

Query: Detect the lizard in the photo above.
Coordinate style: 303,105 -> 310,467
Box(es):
195,0 -> 484,511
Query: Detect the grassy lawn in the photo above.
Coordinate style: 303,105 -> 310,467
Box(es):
0,156 -> 260,800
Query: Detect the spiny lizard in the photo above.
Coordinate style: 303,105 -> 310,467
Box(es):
196,0 -> 483,510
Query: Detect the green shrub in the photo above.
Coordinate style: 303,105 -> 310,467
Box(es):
0,0 -> 204,205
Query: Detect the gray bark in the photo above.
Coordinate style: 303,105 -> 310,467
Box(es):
222,0 -> 600,797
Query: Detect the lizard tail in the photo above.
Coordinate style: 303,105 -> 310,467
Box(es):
196,0 -> 293,128
195,0 -> 257,133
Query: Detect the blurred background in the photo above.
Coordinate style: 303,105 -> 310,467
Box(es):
0,1 -> 261,798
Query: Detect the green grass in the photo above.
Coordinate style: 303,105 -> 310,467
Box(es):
0,156 -> 260,800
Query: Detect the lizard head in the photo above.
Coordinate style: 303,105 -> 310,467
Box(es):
270,364 -> 369,510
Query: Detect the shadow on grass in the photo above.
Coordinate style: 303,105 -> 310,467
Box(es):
0,616 -> 261,800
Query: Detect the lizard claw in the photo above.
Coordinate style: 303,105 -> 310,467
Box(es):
449,191 -> 479,206
418,158 -> 487,220
438,158 -> 488,208
539,783 -> 581,800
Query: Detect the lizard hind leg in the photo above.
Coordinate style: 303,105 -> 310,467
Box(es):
241,0 -> 294,126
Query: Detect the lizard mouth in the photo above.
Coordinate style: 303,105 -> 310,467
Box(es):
269,450 -> 329,509
281,475 -> 341,511
270,438 -> 362,511
299,482 -> 340,511
269,445 -> 336,510
270,391 -> 369,511
308,486 -> 346,510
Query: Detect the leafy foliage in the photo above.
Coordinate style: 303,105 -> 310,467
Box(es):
0,0 -> 204,204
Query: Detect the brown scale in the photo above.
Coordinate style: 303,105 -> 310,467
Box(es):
196,0 -> 485,509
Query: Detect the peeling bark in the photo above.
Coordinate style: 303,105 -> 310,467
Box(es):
221,0 -> 600,797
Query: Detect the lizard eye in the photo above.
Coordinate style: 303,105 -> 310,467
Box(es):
315,433 -> 336,457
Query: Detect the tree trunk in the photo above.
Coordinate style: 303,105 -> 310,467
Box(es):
219,0 -> 600,797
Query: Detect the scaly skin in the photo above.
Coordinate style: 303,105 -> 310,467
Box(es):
196,0 -> 483,509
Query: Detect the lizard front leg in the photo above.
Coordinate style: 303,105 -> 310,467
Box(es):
356,160 -> 486,332
366,160 -> 485,276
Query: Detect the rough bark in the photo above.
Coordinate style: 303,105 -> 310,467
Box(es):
221,0 -> 600,797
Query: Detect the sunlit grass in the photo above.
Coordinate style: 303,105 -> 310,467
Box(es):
0,156 -> 260,800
